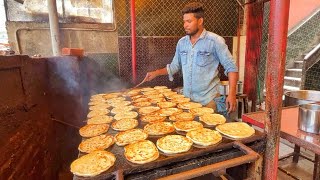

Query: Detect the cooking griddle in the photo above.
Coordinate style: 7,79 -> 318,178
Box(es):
74,117 -> 265,180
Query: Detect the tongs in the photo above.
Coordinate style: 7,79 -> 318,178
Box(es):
133,75 -> 148,89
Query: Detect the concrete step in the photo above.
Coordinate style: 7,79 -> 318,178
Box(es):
287,68 -> 302,72
285,69 -> 302,77
293,61 -> 304,69
284,76 -> 301,87
283,85 -> 300,91
284,76 -> 301,81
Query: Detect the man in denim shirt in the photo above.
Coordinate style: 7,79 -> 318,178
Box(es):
144,2 -> 238,114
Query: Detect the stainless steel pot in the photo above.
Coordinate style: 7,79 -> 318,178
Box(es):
298,103 -> 320,134
284,90 -> 320,107
219,81 -> 243,95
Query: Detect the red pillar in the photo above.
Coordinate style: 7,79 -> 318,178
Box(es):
243,1 -> 264,112
130,0 -> 137,84
263,0 -> 290,179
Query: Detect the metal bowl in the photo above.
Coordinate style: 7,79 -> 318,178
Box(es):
284,90 -> 320,107
298,103 -> 320,134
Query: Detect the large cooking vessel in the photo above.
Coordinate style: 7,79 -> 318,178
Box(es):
298,103 -> 320,134
284,90 -> 320,107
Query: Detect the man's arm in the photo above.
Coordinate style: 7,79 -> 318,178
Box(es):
226,72 -> 238,113
212,36 -> 238,113
144,67 -> 168,82
142,39 -> 183,83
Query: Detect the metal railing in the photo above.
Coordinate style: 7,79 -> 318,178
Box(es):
301,43 -> 320,89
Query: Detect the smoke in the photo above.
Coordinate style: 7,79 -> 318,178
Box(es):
48,56 -> 130,127
89,69 -> 130,94
82,54 -> 130,95
49,58 -> 80,95
49,55 -> 131,97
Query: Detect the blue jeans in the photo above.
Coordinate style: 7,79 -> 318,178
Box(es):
213,96 -> 228,118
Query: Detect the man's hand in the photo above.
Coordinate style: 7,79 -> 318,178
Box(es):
144,71 -> 158,82
226,94 -> 237,113
143,68 -> 168,82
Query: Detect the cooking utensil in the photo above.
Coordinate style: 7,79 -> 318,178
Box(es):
133,76 -> 148,89
284,90 -> 320,107
298,103 -> 320,134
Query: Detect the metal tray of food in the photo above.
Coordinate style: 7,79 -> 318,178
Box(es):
74,89 -> 266,179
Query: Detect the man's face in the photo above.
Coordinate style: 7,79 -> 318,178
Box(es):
183,13 -> 202,36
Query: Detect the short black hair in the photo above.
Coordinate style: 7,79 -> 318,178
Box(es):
182,2 -> 204,19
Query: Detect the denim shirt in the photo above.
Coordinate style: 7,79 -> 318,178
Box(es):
166,29 -> 238,105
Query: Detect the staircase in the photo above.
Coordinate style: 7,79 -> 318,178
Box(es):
283,60 -> 303,91
282,8 -> 320,92
283,42 -> 320,92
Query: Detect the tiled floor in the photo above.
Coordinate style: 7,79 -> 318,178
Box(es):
252,125 -> 315,180
277,139 -> 315,180
191,138 -> 316,180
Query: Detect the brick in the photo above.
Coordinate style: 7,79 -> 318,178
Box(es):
61,48 -> 84,57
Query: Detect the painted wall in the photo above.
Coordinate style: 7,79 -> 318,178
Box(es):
287,10 -> 320,65
7,22 -> 119,55
288,0 -> 320,31
258,3 -> 320,93
233,36 -> 246,82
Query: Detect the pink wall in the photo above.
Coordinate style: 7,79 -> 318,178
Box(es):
288,0 -> 320,30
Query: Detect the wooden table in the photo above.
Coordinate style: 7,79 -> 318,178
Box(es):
242,106 -> 320,180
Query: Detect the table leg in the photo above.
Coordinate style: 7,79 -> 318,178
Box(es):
238,101 -> 242,119
293,145 -> 300,163
247,153 -> 263,180
314,154 -> 320,180
243,97 -> 248,113
115,170 -> 124,180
